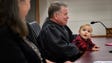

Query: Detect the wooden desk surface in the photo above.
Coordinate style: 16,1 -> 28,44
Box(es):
74,37 -> 112,63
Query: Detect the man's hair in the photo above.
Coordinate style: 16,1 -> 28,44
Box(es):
0,0 -> 28,37
48,1 -> 67,18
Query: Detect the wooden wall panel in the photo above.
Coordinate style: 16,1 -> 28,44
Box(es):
36,0 -> 40,23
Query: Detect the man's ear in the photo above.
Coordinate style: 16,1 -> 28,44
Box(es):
54,13 -> 58,19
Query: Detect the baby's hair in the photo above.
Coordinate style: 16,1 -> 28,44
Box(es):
79,24 -> 93,32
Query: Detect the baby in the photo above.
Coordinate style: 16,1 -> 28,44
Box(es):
72,24 -> 99,51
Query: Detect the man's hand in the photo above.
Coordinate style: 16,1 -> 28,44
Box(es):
64,61 -> 74,63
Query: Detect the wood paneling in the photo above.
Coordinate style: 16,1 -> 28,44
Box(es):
36,0 -> 40,23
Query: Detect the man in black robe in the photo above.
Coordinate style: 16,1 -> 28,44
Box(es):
38,1 -> 84,63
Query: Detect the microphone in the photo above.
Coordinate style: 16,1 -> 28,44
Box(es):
90,21 -> 107,28
90,21 -> 98,24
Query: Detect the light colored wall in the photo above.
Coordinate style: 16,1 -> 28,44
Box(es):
39,0 -> 112,36
39,0 -> 49,26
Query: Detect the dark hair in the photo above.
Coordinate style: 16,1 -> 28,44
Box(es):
0,0 -> 28,37
48,1 -> 67,18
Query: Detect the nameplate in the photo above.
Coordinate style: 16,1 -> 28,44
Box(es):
94,61 -> 112,63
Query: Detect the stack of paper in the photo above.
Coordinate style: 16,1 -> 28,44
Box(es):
105,43 -> 112,46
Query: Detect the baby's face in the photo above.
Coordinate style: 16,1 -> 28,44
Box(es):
79,26 -> 92,40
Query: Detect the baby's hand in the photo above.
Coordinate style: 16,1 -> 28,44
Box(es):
94,45 -> 100,48
92,45 -> 100,51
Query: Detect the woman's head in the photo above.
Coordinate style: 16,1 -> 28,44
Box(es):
18,0 -> 30,21
79,24 -> 93,40
0,0 -> 30,37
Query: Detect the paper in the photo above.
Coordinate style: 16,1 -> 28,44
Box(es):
94,61 -> 112,63
105,43 -> 112,46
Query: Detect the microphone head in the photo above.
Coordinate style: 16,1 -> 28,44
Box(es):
90,21 -> 97,24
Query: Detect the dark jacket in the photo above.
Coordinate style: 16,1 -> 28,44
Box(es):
38,18 -> 84,63
0,26 -> 41,63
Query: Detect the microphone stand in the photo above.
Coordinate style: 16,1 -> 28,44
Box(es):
91,21 -> 112,36
96,21 -> 107,29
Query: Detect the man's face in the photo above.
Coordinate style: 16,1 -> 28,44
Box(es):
55,6 -> 69,26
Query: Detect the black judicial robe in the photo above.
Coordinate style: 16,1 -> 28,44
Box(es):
38,18 -> 83,63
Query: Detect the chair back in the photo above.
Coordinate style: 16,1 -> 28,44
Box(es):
29,21 -> 41,37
